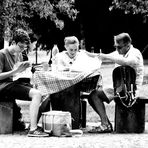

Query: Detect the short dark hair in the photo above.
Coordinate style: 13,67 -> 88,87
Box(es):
11,28 -> 31,45
114,33 -> 132,45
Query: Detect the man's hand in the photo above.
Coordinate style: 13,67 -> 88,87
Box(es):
22,61 -> 31,69
13,61 -> 31,74
97,53 -> 105,60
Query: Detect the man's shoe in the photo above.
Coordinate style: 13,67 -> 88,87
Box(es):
88,124 -> 113,133
26,124 -> 43,132
28,127 -> 49,137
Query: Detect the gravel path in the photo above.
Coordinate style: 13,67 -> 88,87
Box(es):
0,123 -> 148,148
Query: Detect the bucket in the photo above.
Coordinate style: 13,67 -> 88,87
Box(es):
42,111 -> 72,136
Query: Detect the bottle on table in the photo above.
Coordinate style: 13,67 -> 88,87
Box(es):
51,44 -> 59,71
52,44 -> 59,58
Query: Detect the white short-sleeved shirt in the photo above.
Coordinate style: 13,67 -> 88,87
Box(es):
104,45 -> 144,101
114,45 -> 144,88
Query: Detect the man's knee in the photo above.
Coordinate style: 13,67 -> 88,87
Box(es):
89,89 -> 110,103
89,90 -> 98,98
88,90 -> 103,101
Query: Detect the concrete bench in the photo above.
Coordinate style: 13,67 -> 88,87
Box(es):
0,101 -> 13,134
114,97 -> 148,133
112,65 -> 148,133
0,99 -> 24,134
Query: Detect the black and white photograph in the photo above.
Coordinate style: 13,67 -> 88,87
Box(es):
0,0 -> 148,147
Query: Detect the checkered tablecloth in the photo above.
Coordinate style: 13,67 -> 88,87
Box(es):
34,69 -> 100,96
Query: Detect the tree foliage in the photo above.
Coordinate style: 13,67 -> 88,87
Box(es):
1,0 -> 78,39
110,0 -> 148,22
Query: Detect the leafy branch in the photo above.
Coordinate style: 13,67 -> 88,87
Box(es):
2,0 -> 79,39
110,0 -> 148,22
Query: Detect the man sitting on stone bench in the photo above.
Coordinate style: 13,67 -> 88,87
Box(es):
0,28 -> 49,137
88,32 -> 144,133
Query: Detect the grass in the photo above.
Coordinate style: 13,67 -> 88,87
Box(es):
17,51 -> 148,124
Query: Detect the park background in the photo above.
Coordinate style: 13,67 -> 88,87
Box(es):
1,2 -> 148,147
0,0 -> 148,126
1,0 -> 148,59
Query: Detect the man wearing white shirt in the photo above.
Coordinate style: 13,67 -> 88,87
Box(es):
88,33 -> 144,133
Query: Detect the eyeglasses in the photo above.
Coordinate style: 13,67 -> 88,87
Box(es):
114,45 -> 125,50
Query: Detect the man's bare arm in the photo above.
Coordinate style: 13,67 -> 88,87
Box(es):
0,61 -> 31,80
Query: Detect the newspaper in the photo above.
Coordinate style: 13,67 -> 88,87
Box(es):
70,51 -> 102,72
13,62 -> 32,81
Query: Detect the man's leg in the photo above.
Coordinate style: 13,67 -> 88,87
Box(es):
29,88 -> 42,130
1,82 -> 49,136
37,96 -> 51,123
88,89 -> 110,126
28,88 -> 49,137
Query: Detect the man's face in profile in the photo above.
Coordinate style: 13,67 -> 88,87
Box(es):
114,41 -> 129,55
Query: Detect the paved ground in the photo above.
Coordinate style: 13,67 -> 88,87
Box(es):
1,99 -> 148,148
0,122 -> 148,148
